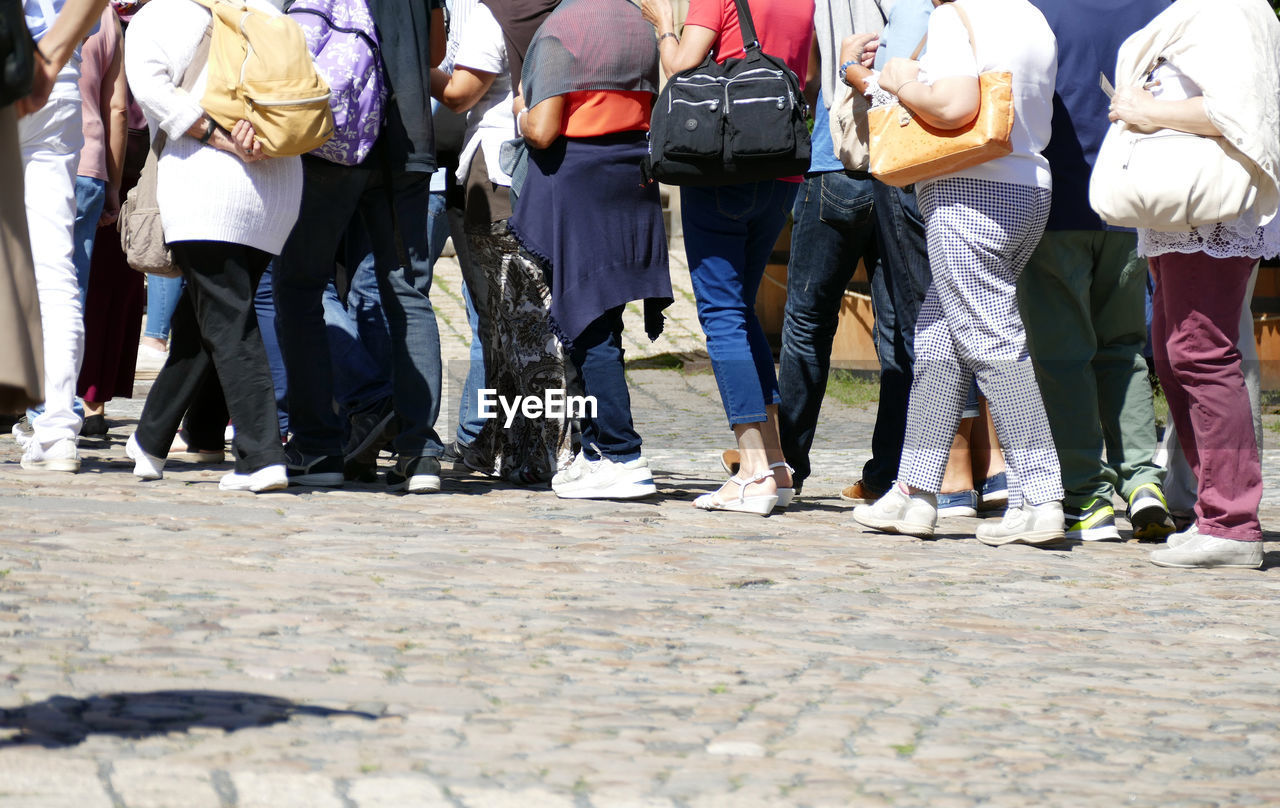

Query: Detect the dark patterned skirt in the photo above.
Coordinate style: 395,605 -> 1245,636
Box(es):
465,223 -> 572,483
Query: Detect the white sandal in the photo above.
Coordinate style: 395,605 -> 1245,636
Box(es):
693,469 -> 779,516
770,461 -> 795,509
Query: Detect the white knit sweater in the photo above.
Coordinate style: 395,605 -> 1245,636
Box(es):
124,0 -> 303,255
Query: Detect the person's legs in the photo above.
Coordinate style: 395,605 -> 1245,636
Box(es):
1148,252 -> 1261,542
1089,233 -> 1163,503
142,274 -> 183,348
273,157 -> 368,458
170,241 -> 284,474
776,171 -> 875,489
135,285 -> 212,459
19,94 -> 85,458
567,306 -> 641,462
930,181 -> 1060,511
360,170 -> 444,463
71,175 -> 106,305
864,180 -> 930,491
254,260 -> 289,437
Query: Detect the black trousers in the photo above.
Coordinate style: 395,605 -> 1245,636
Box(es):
135,241 -> 283,473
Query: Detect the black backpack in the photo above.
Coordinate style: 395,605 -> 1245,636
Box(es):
643,0 -> 810,186
0,0 -> 34,108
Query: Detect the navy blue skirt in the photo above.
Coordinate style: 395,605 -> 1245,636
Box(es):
509,131 -> 672,346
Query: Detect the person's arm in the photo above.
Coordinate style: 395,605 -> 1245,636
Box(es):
430,7 -> 446,68
430,65 -> 498,113
803,30 -> 819,110
838,33 -> 879,95
16,0 -> 110,117
99,22 -> 128,226
879,58 -> 980,129
519,95 -> 566,150
1109,88 -> 1221,137
640,0 -> 718,78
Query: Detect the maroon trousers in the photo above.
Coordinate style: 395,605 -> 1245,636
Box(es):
1149,251 -> 1262,541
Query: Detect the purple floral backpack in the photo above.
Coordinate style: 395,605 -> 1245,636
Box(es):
287,0 -> 386,165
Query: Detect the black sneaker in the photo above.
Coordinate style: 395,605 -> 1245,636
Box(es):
344,399 -> 396,466
80,414 -> 108,437
1064,497 -> 1121,542
386,455 -> 442,493
284,444 -> 345,487
1127,483 -> 1176,541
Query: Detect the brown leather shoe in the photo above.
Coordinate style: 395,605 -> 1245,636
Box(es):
840,479 -> 887,503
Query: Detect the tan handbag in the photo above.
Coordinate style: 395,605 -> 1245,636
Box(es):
867,5 -> 1014,188
830,79 -> 872,172
119,27 -> 211,278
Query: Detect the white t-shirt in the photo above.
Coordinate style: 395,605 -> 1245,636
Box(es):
918,0 -> 1056,189
451,1 -> 515,187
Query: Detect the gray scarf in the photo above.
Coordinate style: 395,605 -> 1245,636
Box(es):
520,0 -> 658,108
816,0 -> 892,108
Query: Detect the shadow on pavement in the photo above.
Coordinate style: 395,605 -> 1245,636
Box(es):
0,690 -> 378,749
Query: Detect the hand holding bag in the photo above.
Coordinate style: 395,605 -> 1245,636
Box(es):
1088,61 -> 1265,231
119,27 -> 211,278
643,0 -> 810,186
866,4 -> 1014,188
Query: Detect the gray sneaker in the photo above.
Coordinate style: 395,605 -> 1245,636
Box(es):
1150,532 -> 1263,569
852,484 -> 937,538
976,502 -> 1066,546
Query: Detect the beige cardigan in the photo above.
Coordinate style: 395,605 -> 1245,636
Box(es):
1115,0 -> 1280,227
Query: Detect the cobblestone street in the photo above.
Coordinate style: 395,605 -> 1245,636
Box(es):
1,256 -> 1278,807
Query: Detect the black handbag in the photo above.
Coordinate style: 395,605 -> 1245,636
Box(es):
643,0 -> 810,186
0,0 -> 35,108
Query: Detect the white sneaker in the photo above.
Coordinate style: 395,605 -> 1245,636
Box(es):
852,483 -> 937,538
126,433 -> 165,480
1150,532 -> 1263,569
1163,523 -> 1199,549
552,454 -> 656,500
20,437 -> 80,473
219,464 -> 288,493
976,501 -> 1065,546
10,415 -> 34,448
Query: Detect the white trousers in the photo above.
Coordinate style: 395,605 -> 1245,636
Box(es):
18,88 -> 84,445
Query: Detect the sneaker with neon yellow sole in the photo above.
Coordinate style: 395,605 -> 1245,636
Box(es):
1127,482 -> 1175,541
1064,497 -> 1121,542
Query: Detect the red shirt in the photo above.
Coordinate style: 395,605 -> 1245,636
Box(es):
683,0 -> 815,87
563,90 -> 653,138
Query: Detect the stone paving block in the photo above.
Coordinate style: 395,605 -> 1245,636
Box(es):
346,776 -> 451,807
450,786 -> 577,808
108,760 -> 221,808
0,755 -> 112,808
230,772 -> 345,808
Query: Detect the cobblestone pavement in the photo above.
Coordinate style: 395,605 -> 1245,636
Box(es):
1,256 -> 1278,807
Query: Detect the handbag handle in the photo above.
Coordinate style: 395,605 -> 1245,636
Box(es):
150,25 -> 212,158
907,3 -> 980,64
729,0 -> 761,52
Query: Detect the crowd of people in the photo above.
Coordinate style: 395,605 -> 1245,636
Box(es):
1,0 -> 1276,570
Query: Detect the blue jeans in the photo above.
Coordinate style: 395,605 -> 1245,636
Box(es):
682,179 -> 798,425
274,156 -> 443,459
254,261 -> 290,435
72,175 -> 106,306
570,306 -> 641,462
863,180 -> 932,490
777,171 -> 877,488
144,274 -> 184,341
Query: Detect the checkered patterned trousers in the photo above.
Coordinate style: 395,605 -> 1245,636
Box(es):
899,177 -> 1063,508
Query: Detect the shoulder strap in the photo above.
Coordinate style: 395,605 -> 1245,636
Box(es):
872,0 -> 887,26
908,3 -> 979,63
153,25 -> 212,156
947,3 -> 979,60
730,0 -> 760,52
